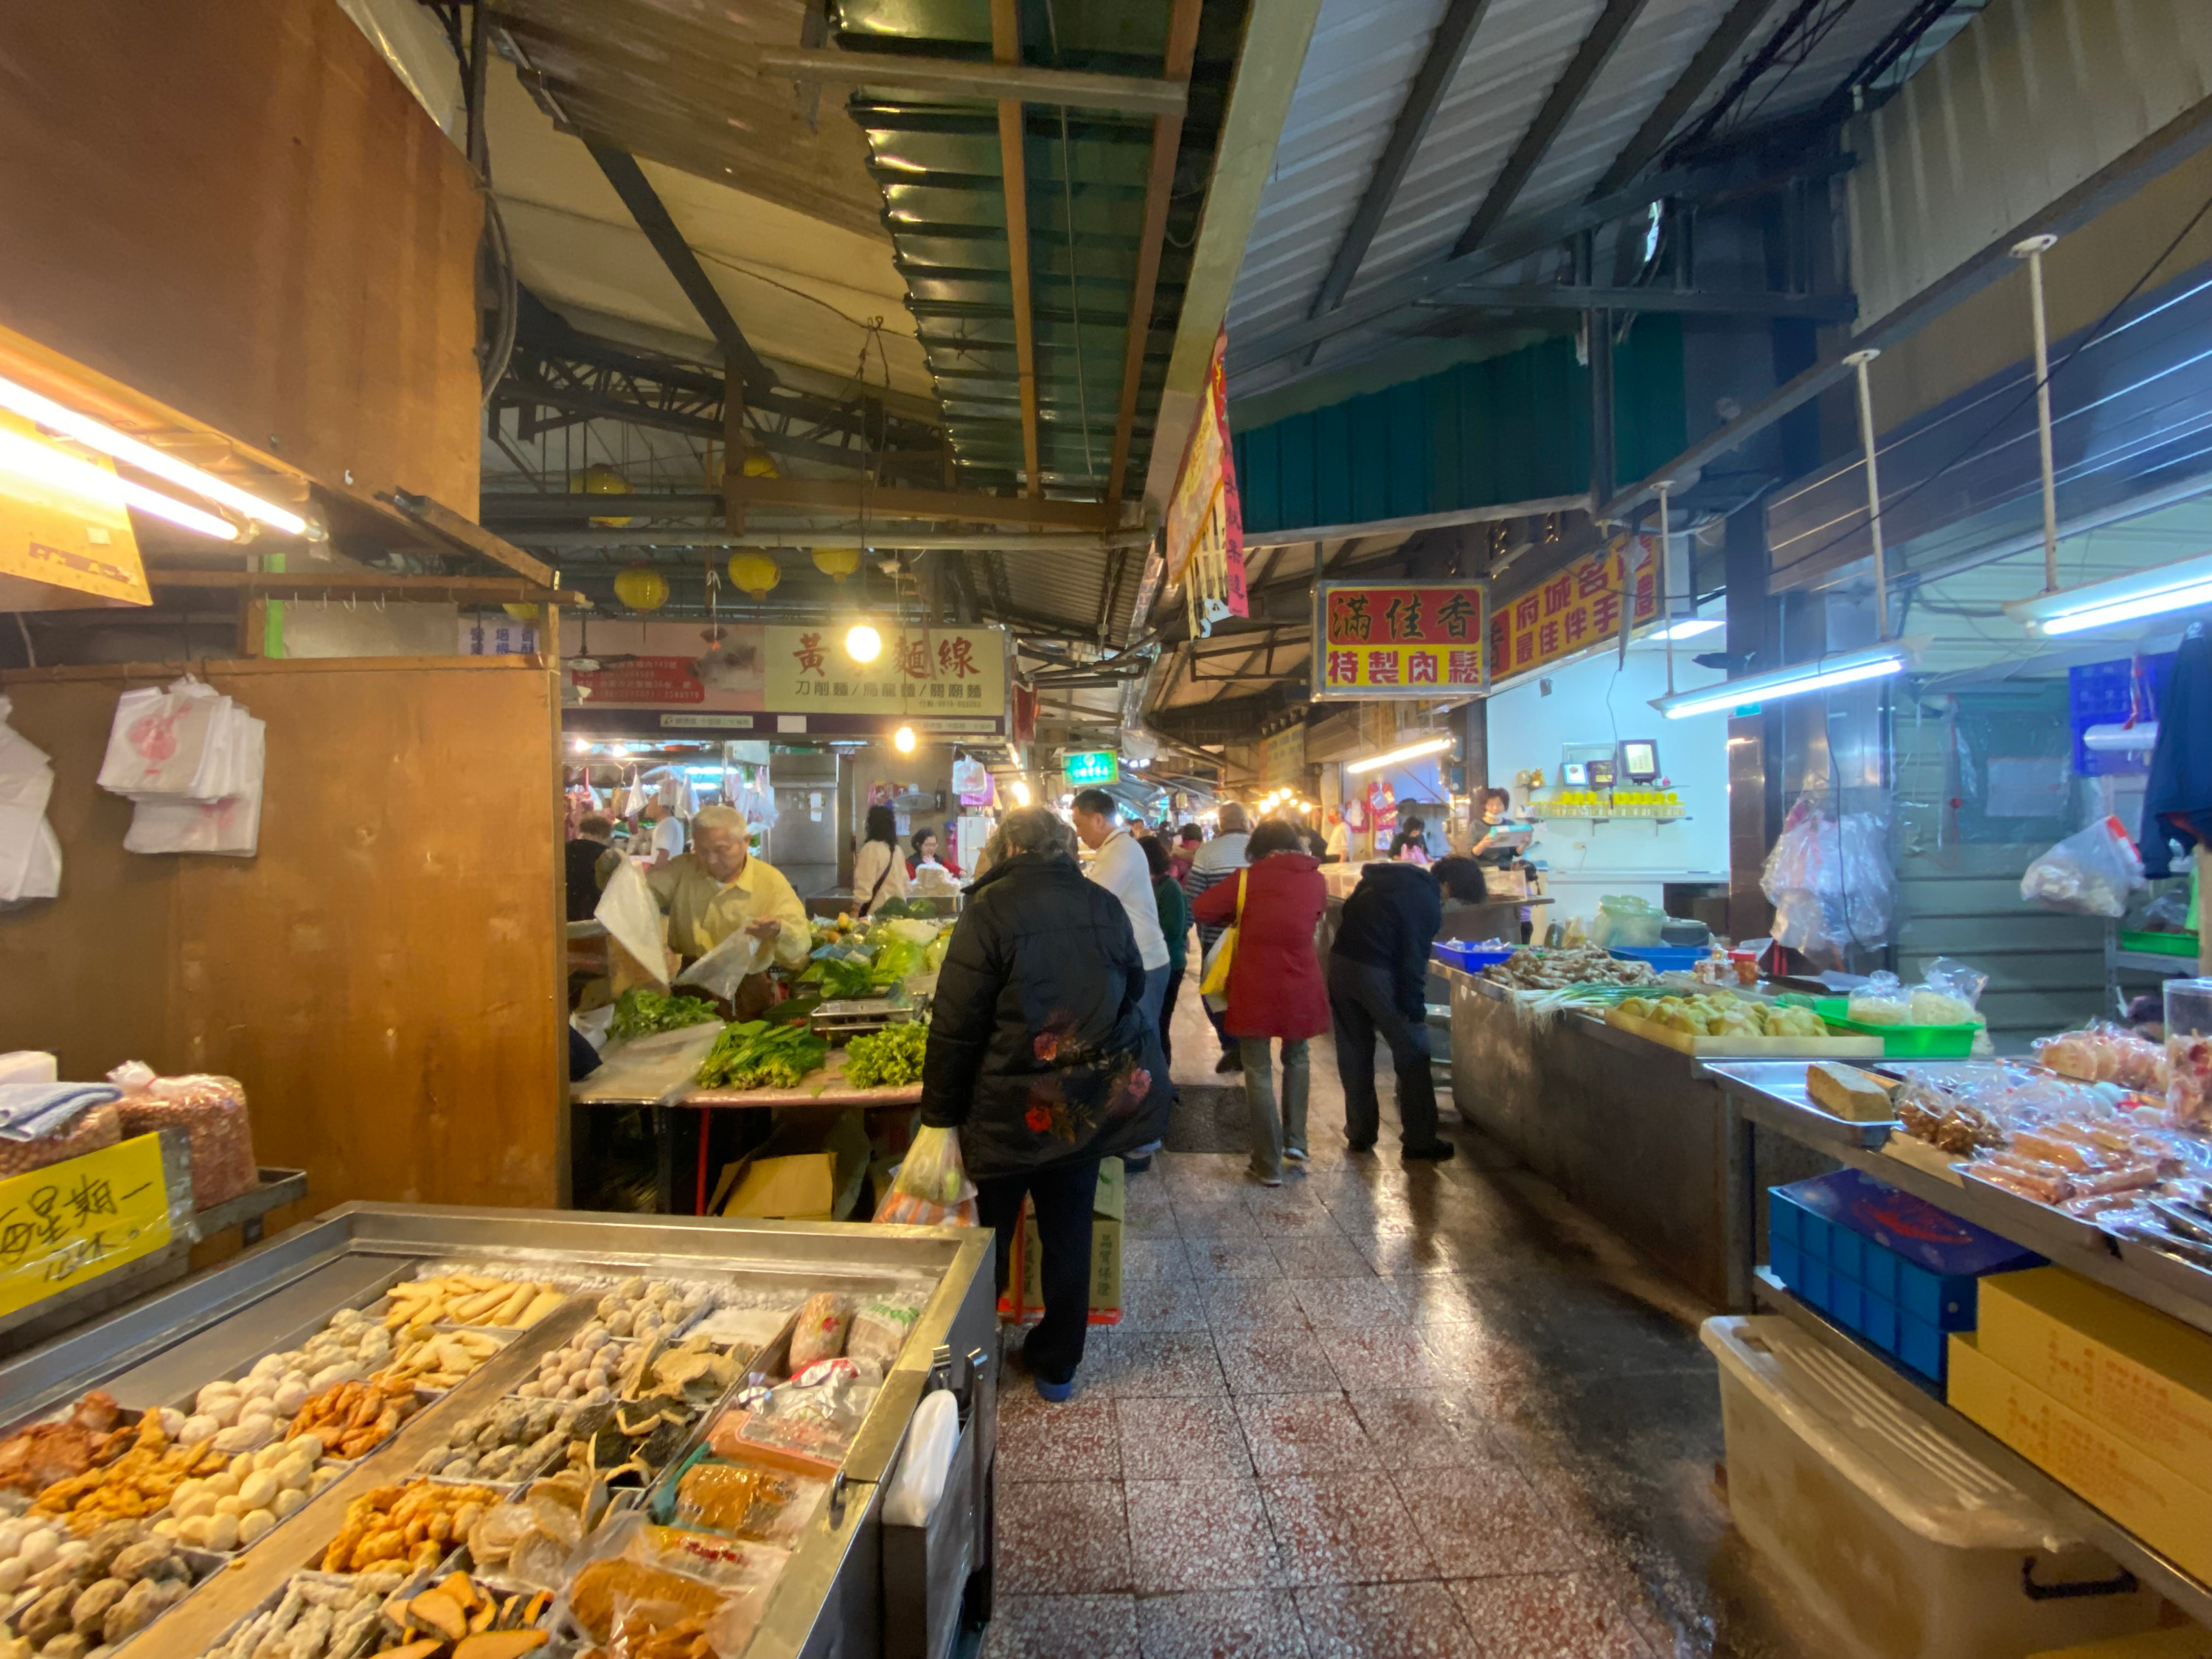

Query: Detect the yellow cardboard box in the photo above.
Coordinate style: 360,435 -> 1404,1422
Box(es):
715,1111 -> 872,1220
1978,1267 -> 2212,1481
2030,1630 -> 2212,1659
1949,1332 -> 2212,1583
1004,1157 -> 1124,1324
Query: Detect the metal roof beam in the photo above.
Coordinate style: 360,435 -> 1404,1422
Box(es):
584,144 -> 777,396
1307,0 -> 1492,327
1106,0 -> 1204,507
991,0 -> 1043,501
726,476 -> 1117,530
1450,0 -> 1652,259
757,47 -> 1188,119
1437,281 -> 1852,320
1587,0 -> 1781,199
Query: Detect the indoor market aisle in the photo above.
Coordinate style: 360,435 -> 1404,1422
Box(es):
981,980 -> 1809,1659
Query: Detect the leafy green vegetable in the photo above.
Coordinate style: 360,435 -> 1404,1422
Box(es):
869,937 -> 923,987
695,1020 -> 830,1090
611,987 -> 721,1040
818,956 -> 876,1001
844,1020 -> 930,1089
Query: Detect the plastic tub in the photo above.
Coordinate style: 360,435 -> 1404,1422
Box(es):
1432,940 -> 1515,973
1703,1316 -> 2160,1659
1809,998 -> 1978,1059
1606,945 -> 1709,973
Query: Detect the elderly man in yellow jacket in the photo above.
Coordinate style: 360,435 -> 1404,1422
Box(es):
647,804 -> 810,967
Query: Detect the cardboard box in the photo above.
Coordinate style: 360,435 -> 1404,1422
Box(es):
1978,1267 -> 2212,1481
715,1111 -> 872,1220
2030,1631 -> 2212,1659
1002,1157 -> 1124,1325
1949,1332 -> 2212,1583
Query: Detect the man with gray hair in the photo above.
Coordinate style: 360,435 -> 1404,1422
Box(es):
1182,801 -> 1252,1071
919,804 -> 1166,1401
647,804 -> 810,968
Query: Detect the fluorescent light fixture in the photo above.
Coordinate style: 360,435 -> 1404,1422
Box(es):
1652,617 -> 1724,641
1346,734 -> 1451,775
2006,551 -> 2212,636
0,428 -> 237,540
1652,643 -> 1910,720
0,373 -> 305,535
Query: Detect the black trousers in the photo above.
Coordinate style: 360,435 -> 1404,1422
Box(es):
1328,955 -> 1439,1148
1158,963 -> 1185,1071
976,1158 -> 1100,1385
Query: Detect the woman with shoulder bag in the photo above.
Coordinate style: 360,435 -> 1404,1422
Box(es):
852,804 -> 909,917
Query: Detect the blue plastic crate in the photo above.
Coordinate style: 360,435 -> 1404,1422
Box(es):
1829,1275 -> 1864,1333
1433,939 -> 1516,973
1858,1293 -> 1898,1352
1770,1237 -> 1803,1290
1607,945 -> 1709,972
1829,1225 -> 1864,1285
1799,1256 -> 1832,1311
1769,1197 -> 1798,1251
1899,1315 -> 1947,1382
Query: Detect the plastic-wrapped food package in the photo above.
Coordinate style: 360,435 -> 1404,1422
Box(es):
2034,1023 -> 2168,1092
1846,972 -> 1910,1026
106,1061 -> 258,1207
787,1293 -> 852,1370
845,1296 -> 923,1374
2020,815 -> 2146,919
1912,958 -> 1989,1026
0,1100 -> 120,1178
1588,894 -> 1663,948
706,1359 -> 877,1478
2167,981 -> 2212,1130
560,1512 -> 789,1657
672,1458 -> 826,1544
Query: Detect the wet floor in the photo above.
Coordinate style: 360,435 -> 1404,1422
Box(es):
980,970 -> 1816,1658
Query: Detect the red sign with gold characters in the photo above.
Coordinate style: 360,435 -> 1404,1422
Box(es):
1314,582 -> 1484,699
1486,545 -> 1658,679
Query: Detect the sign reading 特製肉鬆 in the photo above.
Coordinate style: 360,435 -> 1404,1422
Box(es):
1486,544 -> 1658,680
0,1133 -> 173,1319
1315,582 -> 1484,699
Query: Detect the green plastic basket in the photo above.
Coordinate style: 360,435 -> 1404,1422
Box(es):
2120,929 -> 2199,958
1807,997 -> 1978,1058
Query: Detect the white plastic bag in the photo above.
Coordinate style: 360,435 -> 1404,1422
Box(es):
1760,796 -> 1896,963
2020,815 -> 2144,918
596,856 -> 670,987
97,676 -> 229,799
882,1389 -> 961,1526
123,715 -> 265,856
674,928 -> 771,1001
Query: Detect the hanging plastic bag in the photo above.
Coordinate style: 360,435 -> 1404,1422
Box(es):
1589,894 -> 1663,947
596,856 -> 671,987
2020,815 -> 2145,919
123,715 -> 265,856
96,676 -> 228,799
881,1390 -> 961,1526
873,1124 -> 978,1225
674,928 -> 771,1003
1760,796 -> 1896,963
1912,957 -> 1989,1025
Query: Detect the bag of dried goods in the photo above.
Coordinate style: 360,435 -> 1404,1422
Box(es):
787,1293 -> 852,1369
0,1101 -> 120,1178
1846,972 -> 1910,1026
105,1061 -> 257,1208
2020,815 -> 2145,918
845,1297 -> 922,1374
672,1458 -> 825,1544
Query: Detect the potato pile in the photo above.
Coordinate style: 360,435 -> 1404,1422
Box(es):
383,1330 -> 509,1393
380,1277 -> 566,1336
181,1310 -> 394,1453
156,1433 -> 338,1551
288,1379 -> 423,1462
204,1570 -> 407,1659
1615,990 -> 1826,1038
30,1417 -> 226,1536
0,1518 -> 200,1657
320,1481 -> 502,1576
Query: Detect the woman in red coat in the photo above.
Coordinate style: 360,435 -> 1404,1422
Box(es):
1190,818 -> 1330,1185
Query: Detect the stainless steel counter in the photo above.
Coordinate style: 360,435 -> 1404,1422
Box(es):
0,1203 -> 997,1659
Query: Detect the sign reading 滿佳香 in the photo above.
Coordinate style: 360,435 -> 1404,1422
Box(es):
1314,582 -> 1484,699
1064,751 -> 1119,786
1486,544 -> 1658,679
0,1133 -> 173,1319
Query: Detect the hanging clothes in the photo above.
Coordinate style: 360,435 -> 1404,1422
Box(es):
2141,623 -> 2212,879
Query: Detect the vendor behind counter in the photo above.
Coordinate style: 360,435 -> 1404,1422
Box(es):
647,804 -> 810,967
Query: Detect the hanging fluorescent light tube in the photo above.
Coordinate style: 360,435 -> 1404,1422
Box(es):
0,373 -> 306,535
0,428 -> 237,540
1650,617 -> 1725,641
1650,643 -> 1910,720
2006,551 -> 2212,636
1345,734 -> 1451,774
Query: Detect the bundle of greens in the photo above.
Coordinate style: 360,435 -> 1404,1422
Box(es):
611,987 -> 722,1040
695,1020 -> 830,1090
843,1020 -> 930,1089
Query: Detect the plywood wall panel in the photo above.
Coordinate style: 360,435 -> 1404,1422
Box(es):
0,0 -> 481,511
0,658 -> 561,1211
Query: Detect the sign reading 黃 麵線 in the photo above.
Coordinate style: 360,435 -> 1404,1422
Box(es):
1314,582 -> 1484,699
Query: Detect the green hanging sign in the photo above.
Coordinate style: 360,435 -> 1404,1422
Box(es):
1063,751 -> 1119,786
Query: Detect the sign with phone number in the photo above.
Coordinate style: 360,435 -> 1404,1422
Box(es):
0,1133 -> 172,1319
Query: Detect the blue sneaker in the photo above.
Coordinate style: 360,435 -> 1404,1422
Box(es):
1034,1376 -> 1075,1403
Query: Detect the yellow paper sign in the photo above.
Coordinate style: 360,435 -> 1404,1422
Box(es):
0,1133 -> 173,1318
0,410 -> 150,607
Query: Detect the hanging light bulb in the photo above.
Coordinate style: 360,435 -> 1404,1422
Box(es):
1010,779 -> 1032,807
893,725 -> 917,754
846,622 -> 882,664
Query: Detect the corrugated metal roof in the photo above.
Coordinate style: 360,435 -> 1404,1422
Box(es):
1228,0 -> 1986,357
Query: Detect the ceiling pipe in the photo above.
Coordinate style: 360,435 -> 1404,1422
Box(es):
507,529 -> 1157,552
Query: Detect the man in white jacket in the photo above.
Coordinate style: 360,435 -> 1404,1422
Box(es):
1071,788 -> 1170,1033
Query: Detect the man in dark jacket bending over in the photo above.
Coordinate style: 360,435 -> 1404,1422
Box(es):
919,806 -> 1168,1401
1328,855 -> 1487,1160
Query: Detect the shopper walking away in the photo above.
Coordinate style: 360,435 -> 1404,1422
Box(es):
1183,803 -> 1252,1071
566,813 -> 617,922
919,806 -> 1166,1399
852,804 -> 908,917
1169,824 -> 1203,883
1190,819 -> 1328,1185
1071,789 -> 1171,1036
1329,855 -> 1486,1161
1138,834 -> 1190,1072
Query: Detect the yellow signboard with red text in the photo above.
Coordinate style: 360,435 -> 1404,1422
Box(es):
1486,544 -> 1658,680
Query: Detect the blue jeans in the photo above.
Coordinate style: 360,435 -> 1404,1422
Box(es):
1130,964 -> 1171,1158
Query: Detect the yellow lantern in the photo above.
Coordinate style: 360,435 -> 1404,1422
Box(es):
810,546 -> 860,581
501,602 -> 538,622
613,564 -> 668,612
728,551 -> 782,599
569,463 -> 636,528
742,449 -> 779,479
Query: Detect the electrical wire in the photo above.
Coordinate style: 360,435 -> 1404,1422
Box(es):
1778,177 -> 2212,606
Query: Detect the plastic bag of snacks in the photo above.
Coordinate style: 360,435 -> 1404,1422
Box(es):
105,1062 -> 258,1207
872,1124 -> 978,1227
2020,815 -> 2145,919
0,1101 -> 120,1178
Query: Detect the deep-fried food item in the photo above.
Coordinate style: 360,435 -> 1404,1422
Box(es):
321,1481 -> 501,1574
289,1377 -> 422,1460
0,1393 -> 131,1494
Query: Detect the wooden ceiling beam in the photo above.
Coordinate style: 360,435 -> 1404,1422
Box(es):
1105,0 -> 1205,507
757,48 -> 1188,119
992,0 -> 1043,501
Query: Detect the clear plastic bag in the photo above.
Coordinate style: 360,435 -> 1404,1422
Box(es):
105,1061 -> 257,1206
597,857 -> 671,988
674,929 -> 771,1004
1911,958 -> 1989,1025
2020,815 -> 2144,918
1846,971 -> 1910,1026
1588,894 -> 1663,948
881,1389 -> 960,1526
872,1124 -> 978,1227
1760,796 -> 1896,963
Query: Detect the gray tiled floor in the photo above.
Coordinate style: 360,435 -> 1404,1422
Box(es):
982,964 -> 1812,1658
